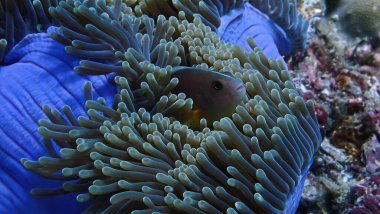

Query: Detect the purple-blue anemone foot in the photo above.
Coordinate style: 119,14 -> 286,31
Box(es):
0,28 -> 115,213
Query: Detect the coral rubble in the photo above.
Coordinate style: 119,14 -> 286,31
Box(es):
293,0 -> 380,213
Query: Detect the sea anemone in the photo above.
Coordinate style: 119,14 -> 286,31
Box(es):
20,1 -> 322,213
135,0 -> 308,59
0,0 -> 309,63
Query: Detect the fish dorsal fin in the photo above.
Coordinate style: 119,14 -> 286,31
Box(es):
171,66 -> 210,74
172,66 -> 229,76
220,71 -> 234,77
171,66 -> 187,74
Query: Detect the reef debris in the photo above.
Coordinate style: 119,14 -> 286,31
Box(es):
292,0 -> 380,212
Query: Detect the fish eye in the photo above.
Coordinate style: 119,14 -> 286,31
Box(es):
212,81 -> 223,90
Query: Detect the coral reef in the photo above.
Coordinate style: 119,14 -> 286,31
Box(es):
349,172 -> 380,213
325,0 -> 380,44
291,0 -> 380,212
14,0 -> 321,213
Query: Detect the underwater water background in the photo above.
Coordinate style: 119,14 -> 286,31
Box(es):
0,0 -> 379,213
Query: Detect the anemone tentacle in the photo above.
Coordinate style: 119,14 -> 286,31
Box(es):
135,0 -> 244,31
0,0 -> 63,62
48,1 -> 183,81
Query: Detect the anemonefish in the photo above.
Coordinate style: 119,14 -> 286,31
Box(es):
170,66 -> 246,129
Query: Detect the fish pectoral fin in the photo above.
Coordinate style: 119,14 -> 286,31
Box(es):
175,109 -> 204,129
